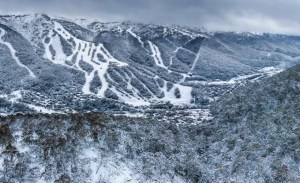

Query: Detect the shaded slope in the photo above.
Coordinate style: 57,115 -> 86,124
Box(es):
204,64 -> 300,182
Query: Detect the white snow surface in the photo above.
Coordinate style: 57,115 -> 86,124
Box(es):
258,66 -> 284,76
8,90 -> 23,102
44,21 -> 127,97
26,104 -> 62,114
13,131 -> 30,154
161,83 -> 193,105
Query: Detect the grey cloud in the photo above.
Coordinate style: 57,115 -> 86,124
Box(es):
0,0 -> 299,35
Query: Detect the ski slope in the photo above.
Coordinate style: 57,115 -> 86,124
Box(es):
148,41 -> 168,69
44,21 -> 127,97
0,28 -> 36,78
42,21 -> 194,106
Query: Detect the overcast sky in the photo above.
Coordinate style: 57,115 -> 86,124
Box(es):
0,0 -> 299,35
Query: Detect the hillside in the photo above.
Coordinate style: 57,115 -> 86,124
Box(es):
0,113 -> 208,183
204,64 -> 300,182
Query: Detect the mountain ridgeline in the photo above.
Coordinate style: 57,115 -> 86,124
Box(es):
0,14 -> 300,113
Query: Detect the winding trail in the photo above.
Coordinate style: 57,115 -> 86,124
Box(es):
0,28 -> 36,78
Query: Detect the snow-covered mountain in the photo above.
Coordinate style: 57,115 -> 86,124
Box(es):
0,14 -> 300,113
2,14 -> 300,183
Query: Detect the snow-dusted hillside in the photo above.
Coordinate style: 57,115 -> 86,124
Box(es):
2,64 -> 300,182
0,14 -> 300,113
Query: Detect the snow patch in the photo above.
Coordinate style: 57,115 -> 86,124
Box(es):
26,104 -> 62,114
13,131 -> 30,154
8,90 -> 22,102
49,34 -> 66,64
114,112 -> 146,118
258,66 -> 283,76
111,87 -> 150,106
160,82 -> 193,105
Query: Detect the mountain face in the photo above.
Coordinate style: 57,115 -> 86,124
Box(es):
0,14 -> 299,113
